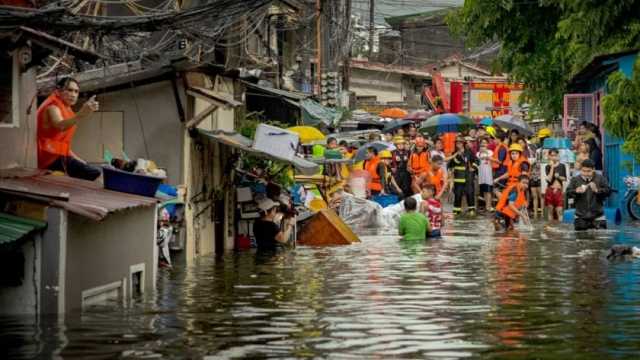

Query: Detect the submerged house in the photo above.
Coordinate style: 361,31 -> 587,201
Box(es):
0,28 -> 158,315
564,49 -> 640,213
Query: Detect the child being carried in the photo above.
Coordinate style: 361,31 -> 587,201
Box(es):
420,184 -> 443,238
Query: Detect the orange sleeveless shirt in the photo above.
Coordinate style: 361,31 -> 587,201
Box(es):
37,92 -> 77,169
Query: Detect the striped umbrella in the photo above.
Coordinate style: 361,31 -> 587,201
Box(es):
420,113 -> 476,135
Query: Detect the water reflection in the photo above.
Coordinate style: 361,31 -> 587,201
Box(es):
2,220 -> 640,358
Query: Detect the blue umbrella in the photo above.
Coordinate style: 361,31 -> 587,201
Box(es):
354,141 -> 392,162
479,117 -> 493,126
420,113 -> 476,134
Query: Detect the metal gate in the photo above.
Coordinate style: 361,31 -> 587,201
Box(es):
563,94 -> 595,134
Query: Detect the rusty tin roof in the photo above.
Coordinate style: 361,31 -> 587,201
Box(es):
0,169 -> 157,221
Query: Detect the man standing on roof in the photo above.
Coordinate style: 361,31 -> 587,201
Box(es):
37,77 -> 101,181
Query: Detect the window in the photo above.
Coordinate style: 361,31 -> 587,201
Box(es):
0,52 -> 19,128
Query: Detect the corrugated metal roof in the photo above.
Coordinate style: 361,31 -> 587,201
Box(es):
0,171 -> 158,221
0,213 -> 46,245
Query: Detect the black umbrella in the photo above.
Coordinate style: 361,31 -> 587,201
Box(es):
382,119 -> 413,134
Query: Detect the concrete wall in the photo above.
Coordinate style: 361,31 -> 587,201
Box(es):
0,235 -> 41,315
96,81 -> 183,184
65,207 -> 156,312
0,53 -> 38,169
350,68 -> 403,103
182,75 -> 238,264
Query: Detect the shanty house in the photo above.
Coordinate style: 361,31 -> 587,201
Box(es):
0,28 -> 158,316
564,49 -> 640,213
0,169 -> 157,314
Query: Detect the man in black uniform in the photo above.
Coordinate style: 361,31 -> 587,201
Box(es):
566,159 -> 611,230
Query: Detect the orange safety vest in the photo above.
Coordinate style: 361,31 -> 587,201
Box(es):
36,92 -> 77,169
408,151 -> 429,175
506,156 -> 530,186
492,143 -> 508,170
365,156 -> 382,191
496,184 -> 528,219
442,132 -> 456,155
425,167 -> 445,194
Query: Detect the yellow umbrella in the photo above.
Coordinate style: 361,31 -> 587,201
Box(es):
288,126 -> 326,144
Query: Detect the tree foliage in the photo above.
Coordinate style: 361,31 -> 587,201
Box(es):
602,58 -> 640,159
448,0 -> 640,121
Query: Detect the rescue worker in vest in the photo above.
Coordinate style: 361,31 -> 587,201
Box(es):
408,136 -> 430,194
378,150 -> 403,196
566,159 -> 612,231
37,77 -> 101,181
491,132 -> 510,189
494,174 -> 530,231
364,147 -> 381,197
494,143 -> 530,189
449,137 -> 478,216
391,136 -> 412,197
425,154 -> 447,200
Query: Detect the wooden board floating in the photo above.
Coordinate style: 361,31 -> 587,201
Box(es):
297,209 -> 360,246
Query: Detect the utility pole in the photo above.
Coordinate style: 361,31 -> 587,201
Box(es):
316,0 -> 322,96
342,0 -> 351,92
368,0 -> 374,59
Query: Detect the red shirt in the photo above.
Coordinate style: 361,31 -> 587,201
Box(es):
422,198 -> 443,230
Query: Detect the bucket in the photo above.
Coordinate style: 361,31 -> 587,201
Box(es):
102,166 -> 164,197
562,208 -> 622,225
372,194 -> 399,208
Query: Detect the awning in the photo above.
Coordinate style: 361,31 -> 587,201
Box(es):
197,129 -> 319,175
301,99 -> 343,127
0,213 -> 47,245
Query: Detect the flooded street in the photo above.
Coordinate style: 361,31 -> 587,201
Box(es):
4,219 -> 640,359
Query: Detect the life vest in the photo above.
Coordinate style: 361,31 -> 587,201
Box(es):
496,183 -> 528,219
506,156 -> 530,186
442,132 -> 456,155
426,167 -> 445,194
492,143 -> 508,170
365,156 -> 381,191
408,151 -> 429,175
37,92 -> 77,169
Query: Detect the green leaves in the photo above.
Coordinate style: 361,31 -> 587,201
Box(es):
448,0 -> 640,124
603,58 -> 640,162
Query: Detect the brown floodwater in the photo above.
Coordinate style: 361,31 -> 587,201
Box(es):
3,218 -> 640,359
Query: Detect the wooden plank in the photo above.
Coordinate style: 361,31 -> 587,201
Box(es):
185,103 -> 218,129
187,87 -> 243,108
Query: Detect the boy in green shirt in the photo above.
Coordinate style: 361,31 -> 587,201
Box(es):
398,197 -> 430,241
